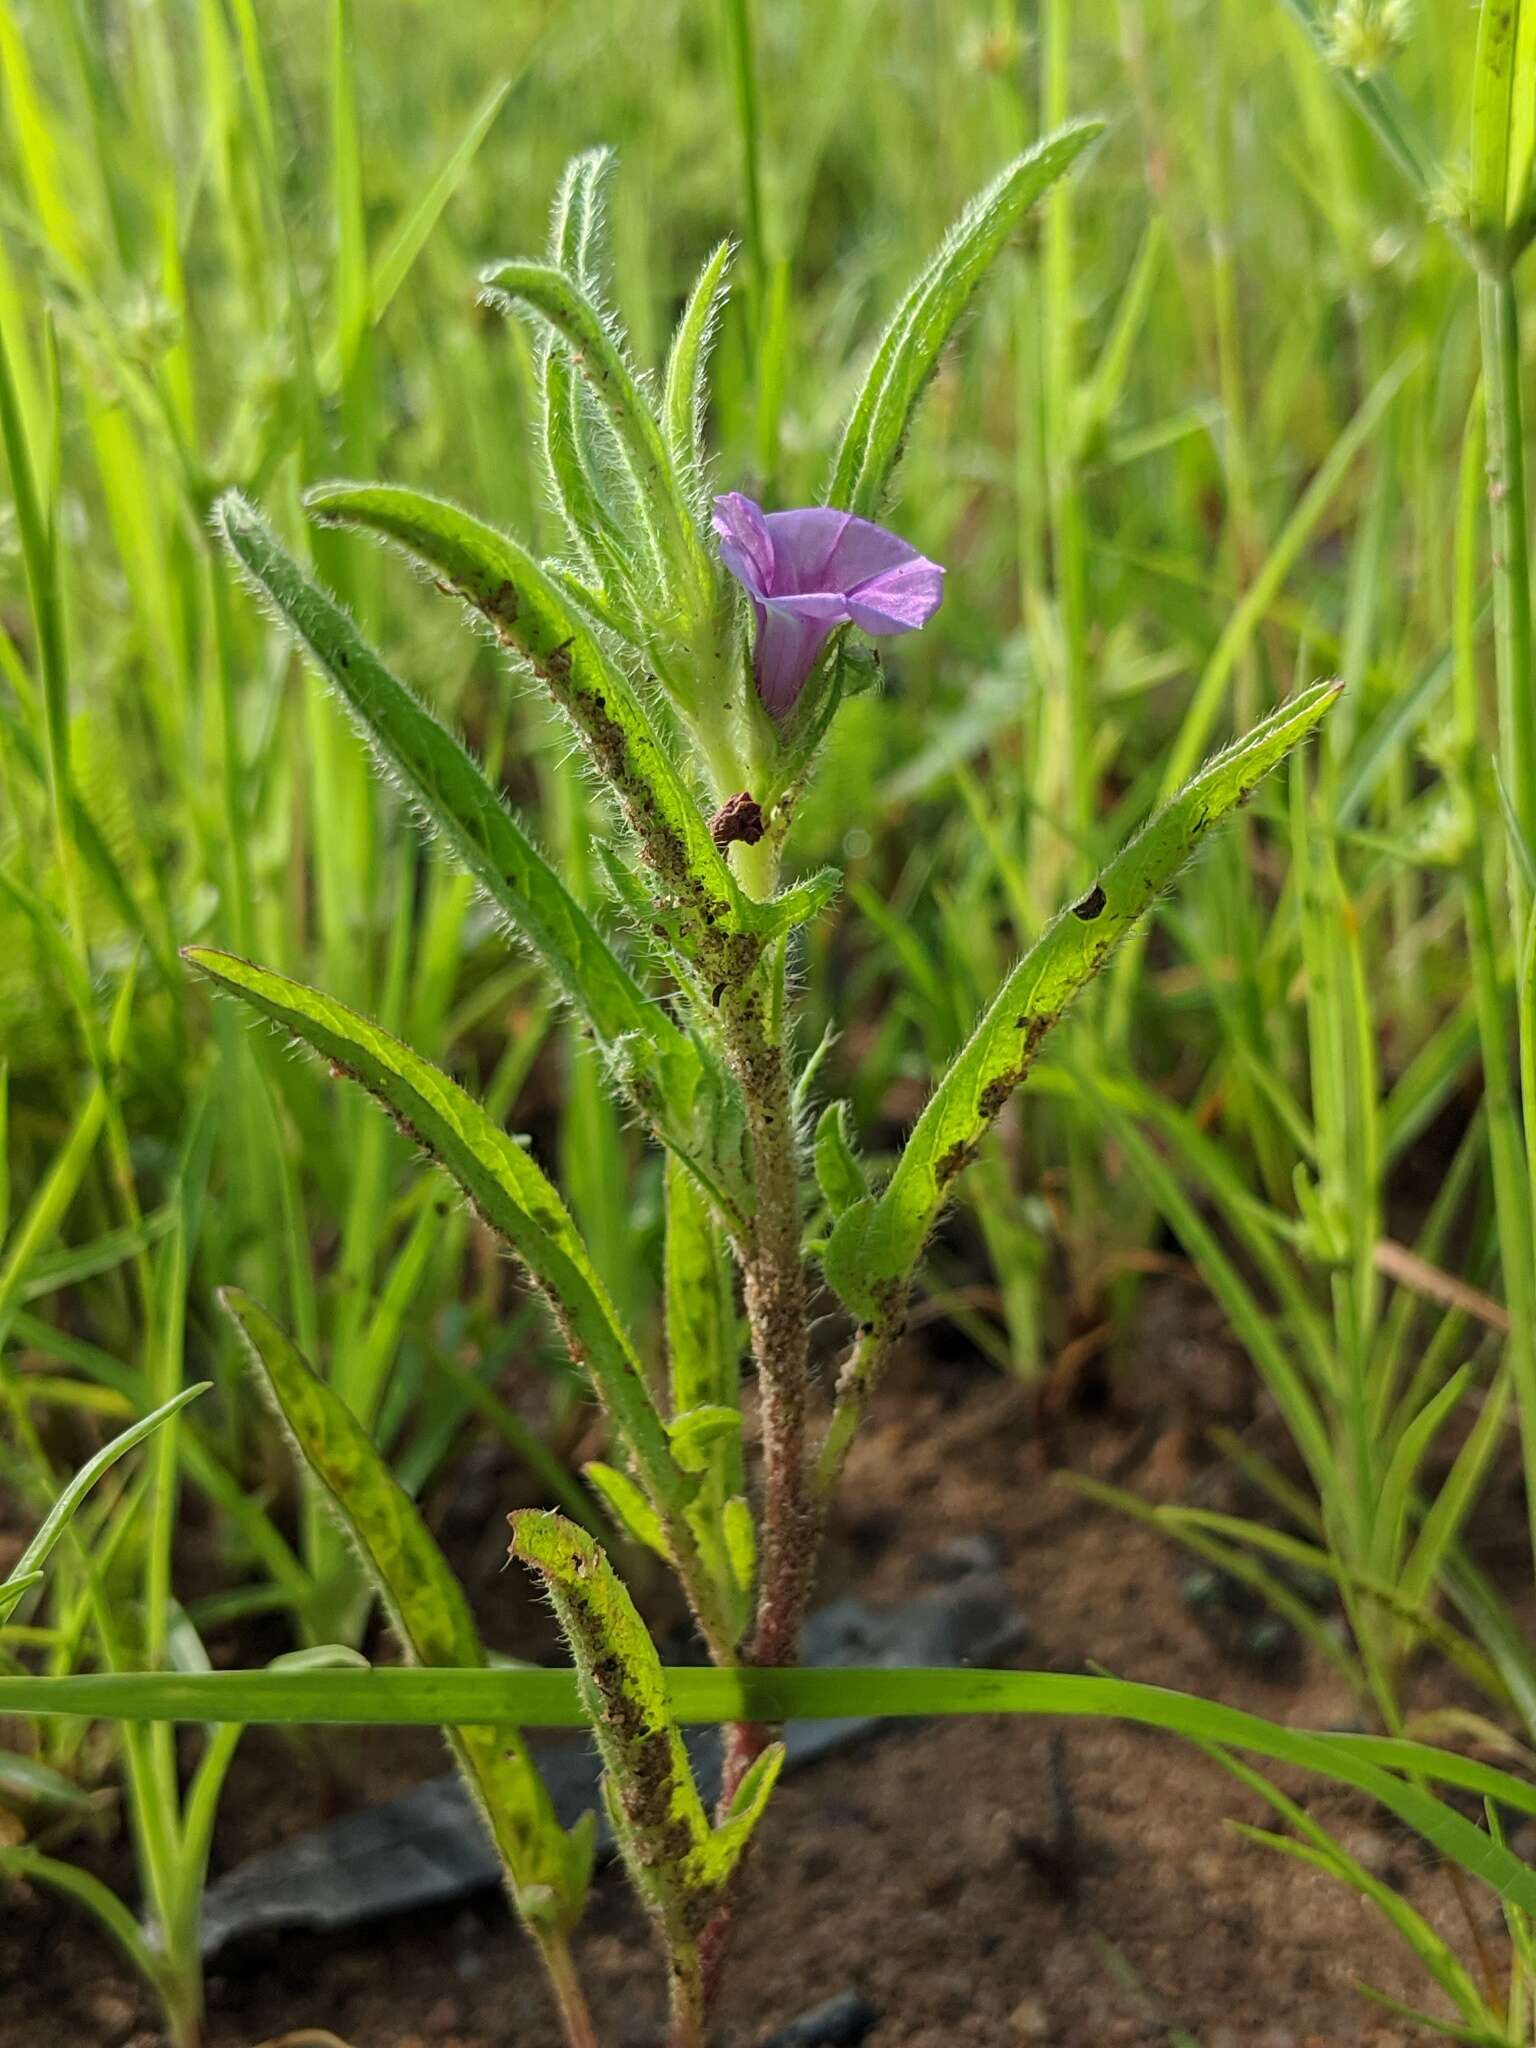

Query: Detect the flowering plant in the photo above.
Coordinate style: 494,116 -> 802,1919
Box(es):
186,138 -> 1342,2045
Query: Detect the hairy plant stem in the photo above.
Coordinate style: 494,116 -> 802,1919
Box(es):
666,1958 -> 708,2048
697,936 -> 816,2025
543,1931 -> 601,2048
729,985 -> 816,1681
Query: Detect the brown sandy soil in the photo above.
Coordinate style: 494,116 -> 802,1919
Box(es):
2,1293 -> 1530,2048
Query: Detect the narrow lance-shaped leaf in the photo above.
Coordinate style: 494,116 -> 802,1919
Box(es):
663,239 -> 734,503
184,946 -> 736,1655
664,1153 -> 749,1638
509,1511 -> 783,1983
822,680 -> 1344,1318
539,149 -> 657,610
828,123 -> 1102,521
1511,0 -> 1536,246
214,493 -> 655,1049
302,482 -> 763,973
13,1665 -> 1536,1915
813,1099 -> 869,1221
220,1289 -> 593,1930
216,492 -> 752,1225
481,258 -> 708,607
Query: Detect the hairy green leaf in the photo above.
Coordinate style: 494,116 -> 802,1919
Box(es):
481,258 -> 706,604
219,1289 -> 589,1926
665,1152 -> 748,1639
215,492 -> 749,1217
214,494 -> 653,1047
665,1154 -> 739,1425
509,1510 -> 783,1967
585,1461 -> 668,1559
663,239 -> 734,501
185,950 -> 691,1533
539,149 -> 658,611
827,123 -> 1102,520
303,482 -> 760,969
813,1100 -> 869,1220
823,680 -> 1343,1317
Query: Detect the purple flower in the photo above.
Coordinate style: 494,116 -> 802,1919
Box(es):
713,492 -> 945,718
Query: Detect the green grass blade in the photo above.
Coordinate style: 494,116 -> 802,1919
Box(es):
0,1845 -> 172,2004
1156,358 -> 1409,802
1209,1748 -> 1499,2031
368,79 -> 512,326
1401,1376 -> 1515,1612
10,1665 -> 1536,1912
0,1383 -> 209,1621
1472,0 -> 1533,262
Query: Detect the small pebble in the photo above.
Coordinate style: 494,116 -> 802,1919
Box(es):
83,1985 -> 137,2039
1336,1824 -> 1395,1879
1007,1995 -> 1051,2038
915,1530 -> 1006,1581
759,1989 -> 880,2048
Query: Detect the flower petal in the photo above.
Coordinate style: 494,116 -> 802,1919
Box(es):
713,490 -> 946,718
712,492 -> 776,602
754,594 -> 847,717
755,507 -> 855,593
844,555 -> 946,637
816,513 -> 928,594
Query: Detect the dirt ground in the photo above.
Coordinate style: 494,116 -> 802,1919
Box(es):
3,1283 -> 1530,2048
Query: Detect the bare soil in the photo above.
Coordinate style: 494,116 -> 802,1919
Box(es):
3,1286 -> 1529,2048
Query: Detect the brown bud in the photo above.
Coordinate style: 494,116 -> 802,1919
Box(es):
709,790 -> 767,850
